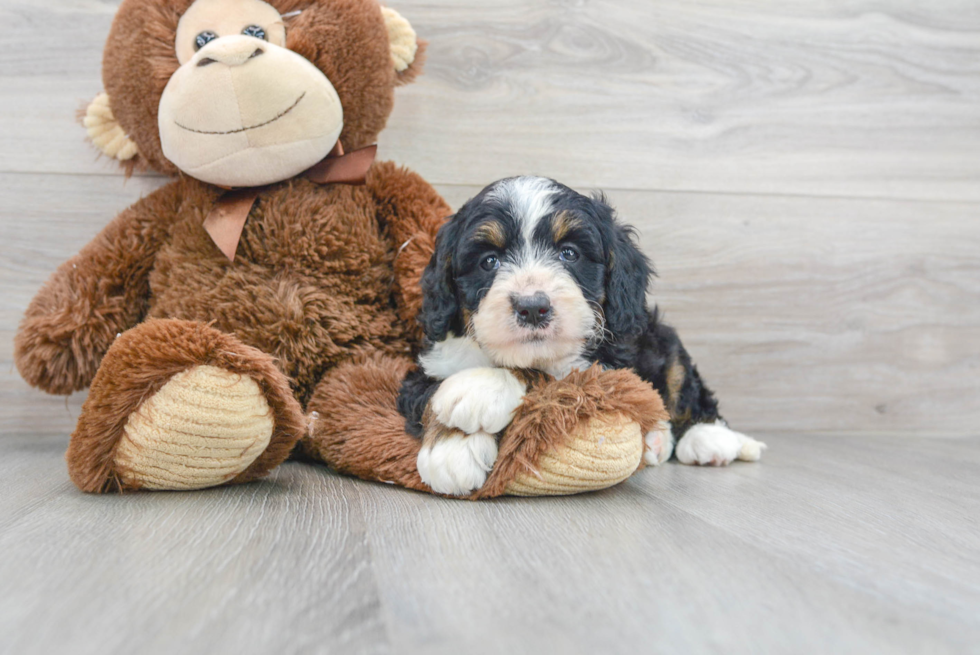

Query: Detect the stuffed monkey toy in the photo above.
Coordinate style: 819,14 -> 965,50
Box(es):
15,0 -> 665,498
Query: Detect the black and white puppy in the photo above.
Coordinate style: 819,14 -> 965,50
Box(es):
398,176 -> 766,495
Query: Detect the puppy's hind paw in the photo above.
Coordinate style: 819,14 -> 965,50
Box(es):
737,436 -> 767,462
675,421 -> 766,467
417,430 -> 498,496
643,420 -> 674,466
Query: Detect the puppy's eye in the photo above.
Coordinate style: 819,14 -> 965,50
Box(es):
242,25 -> 267,40
195,31 -> 218,50
480,254 -> 500,271
559,246 -> 580,263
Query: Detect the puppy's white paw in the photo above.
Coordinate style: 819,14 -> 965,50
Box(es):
643,420 -> 674,466
430,367 -> 526,435
675,421 -> 767,467
737,435 -> 767,462
417,430 -> 498,496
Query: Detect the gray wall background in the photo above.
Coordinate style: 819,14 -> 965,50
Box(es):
2,0 -> 978,438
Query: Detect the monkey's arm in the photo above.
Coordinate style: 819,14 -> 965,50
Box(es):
15,182 -> 182,395
366,161 -> 451,331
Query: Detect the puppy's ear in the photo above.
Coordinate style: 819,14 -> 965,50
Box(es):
597,195 -> 653,338
419,218 -> 462,342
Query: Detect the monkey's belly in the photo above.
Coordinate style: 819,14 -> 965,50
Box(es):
146,260 -> 411,399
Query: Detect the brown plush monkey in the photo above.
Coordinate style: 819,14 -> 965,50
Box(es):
16,0 -> 665,497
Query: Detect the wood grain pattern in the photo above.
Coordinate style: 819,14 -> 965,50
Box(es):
1,433 -> 978,655
0,436 -> 389,655
612,190 -> 980,436
5,176 -> 976,436
386,0 -> 980,201
2,0 -> 980,200
2,0 -> 980,652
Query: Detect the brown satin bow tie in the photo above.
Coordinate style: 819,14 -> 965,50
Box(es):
203,142 -> 378,261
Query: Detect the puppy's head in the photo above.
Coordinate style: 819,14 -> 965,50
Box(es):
419,176 -> 651,371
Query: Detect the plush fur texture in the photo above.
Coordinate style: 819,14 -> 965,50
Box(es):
399,177 -> 757,475
16,163 -> 447,406
16,0 -> 448,493
19,0 -> 665,497
15,182 -> 181,395
67,319 -> 305,493
300,354 -> 430,492
473,365 -> 666,498
22,158 -> 450,492
101,0 -> 425,175
142,165 -> 448,403
302,356 -> 665,499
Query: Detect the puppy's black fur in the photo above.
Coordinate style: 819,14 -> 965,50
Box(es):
397,178 -> 721,448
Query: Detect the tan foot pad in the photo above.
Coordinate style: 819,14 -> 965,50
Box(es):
113,365 -> 274,490
504,414 -> 643,496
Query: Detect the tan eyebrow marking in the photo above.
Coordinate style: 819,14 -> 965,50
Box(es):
551,211 -> 584,242
472,221 -> 506,248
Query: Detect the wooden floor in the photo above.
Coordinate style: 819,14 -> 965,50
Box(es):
2,433 -> 979,654
1,0 -> 979,652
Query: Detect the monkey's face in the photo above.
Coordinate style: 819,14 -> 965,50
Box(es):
97,0 -> 423,182
158,0 -> 342,187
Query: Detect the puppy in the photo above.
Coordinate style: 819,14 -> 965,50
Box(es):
398,176 -> 766,495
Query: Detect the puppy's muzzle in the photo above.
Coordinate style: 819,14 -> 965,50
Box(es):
511,292 -> 553,328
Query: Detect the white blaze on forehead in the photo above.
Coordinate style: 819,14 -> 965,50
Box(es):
487,176 -> 556,246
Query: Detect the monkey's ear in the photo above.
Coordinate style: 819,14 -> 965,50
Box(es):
418,218 -> 462,342
382,7 -> 426,85
81,93 -> 140,163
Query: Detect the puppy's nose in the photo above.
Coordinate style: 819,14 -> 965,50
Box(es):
511,292 -> 553,328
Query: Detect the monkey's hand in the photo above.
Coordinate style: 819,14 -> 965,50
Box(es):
15,183 -> 179,395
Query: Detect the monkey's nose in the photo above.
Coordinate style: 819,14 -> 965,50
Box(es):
196,36 -> 266,68
511,292 -> 553,328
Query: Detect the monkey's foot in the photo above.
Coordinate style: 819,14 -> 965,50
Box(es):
675,421 -> 767,466
67,319 -> 304,493
503,413 -> 645,496
473,366 -> 669,498
112,365 -> 273,490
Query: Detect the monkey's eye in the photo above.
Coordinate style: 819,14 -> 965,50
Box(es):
242,25 -> 267,40
195,31 -> 218,50
480,254 -> 500,271
559,246 -> 580,263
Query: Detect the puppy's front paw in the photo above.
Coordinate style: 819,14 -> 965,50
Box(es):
643,420 -> 674,466
430,367 -> 527,435
417,430 -> 498,496
675,421 -> 767,467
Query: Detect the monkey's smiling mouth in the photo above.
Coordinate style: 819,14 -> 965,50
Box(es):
175,92 -> 306,135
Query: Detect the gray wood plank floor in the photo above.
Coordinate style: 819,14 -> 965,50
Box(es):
1,0 -> 978,652
1,433 -> 978,655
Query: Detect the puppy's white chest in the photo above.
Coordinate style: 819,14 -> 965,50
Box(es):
541,355 -> 592,380
419,334 -> 493,380
420,334 -> 590,381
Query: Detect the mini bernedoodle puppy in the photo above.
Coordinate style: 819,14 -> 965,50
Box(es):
398,176 -> 766,495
